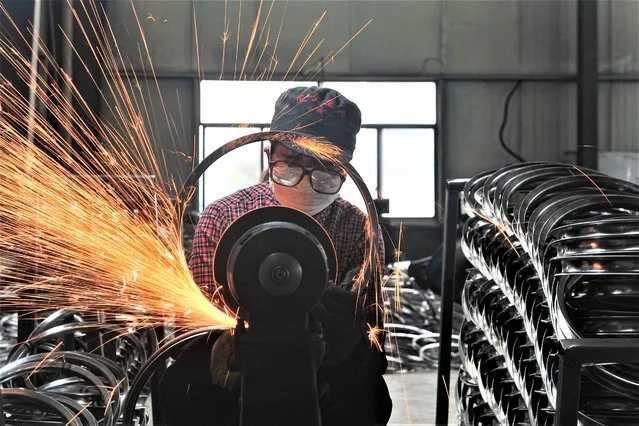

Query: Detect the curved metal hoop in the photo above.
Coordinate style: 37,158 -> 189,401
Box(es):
177,131 -> 381,291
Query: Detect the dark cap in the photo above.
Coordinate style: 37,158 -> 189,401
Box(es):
270,86 -> 361,162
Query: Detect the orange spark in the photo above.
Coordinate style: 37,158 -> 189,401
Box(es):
283,11 -> 327,80
25,342 -> 64,381
193,3 -> 202,81
0,2 -> 235,330
0,0 -> 377,335
285,134 -> 343,163
475,212 -> 520,257
219,0 -> 230,79
249,1 -> 276,78
394,223 -> 404,311
103,377 -> 127,416
267,2 -> 287,81
239,0 -> 264,80
367,324 -> 383,352
234,0 -> 242,80
65,402 -> 92,426
572,165 -> 613,207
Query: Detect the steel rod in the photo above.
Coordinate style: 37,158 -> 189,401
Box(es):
576,0 -> 598,169
434,178 -> 468,426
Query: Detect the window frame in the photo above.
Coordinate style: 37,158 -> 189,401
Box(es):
198,80 -> 440,220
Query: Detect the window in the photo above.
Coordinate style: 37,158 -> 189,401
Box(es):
200,126 -> 262,209
322,81 -> 436,217
201,80 -> 315,124
319,81 -> 436,125
199,80 -> 437,218
337,128 -> 378,212
381,128 -> 435,218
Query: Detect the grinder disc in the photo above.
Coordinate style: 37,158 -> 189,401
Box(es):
213,206 -> 338,318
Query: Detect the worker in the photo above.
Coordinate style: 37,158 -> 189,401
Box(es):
160,86 -> 392,426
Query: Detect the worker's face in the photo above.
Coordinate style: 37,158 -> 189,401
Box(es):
265,143 -> 343,215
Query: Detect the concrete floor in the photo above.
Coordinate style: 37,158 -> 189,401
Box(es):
385,369 -> 460,426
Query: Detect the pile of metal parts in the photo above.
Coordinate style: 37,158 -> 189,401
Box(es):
0,309 -> 156,425
382,264 -> 464,372
456,162 -> 639,425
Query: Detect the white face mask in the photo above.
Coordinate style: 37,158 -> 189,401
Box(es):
271,177 -> 338,216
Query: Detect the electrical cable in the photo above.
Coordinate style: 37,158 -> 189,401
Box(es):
499,81 -> 526,162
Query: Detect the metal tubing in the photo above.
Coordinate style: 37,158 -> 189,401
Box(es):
376,128 -> 383,198
435,79 -> 445,221
434,178 -> 469,426
576,0 -> 598,169
26,0 -> 43,145
555,356 -> 581,426
554,338 -> 639,426
62,0 -> 74,145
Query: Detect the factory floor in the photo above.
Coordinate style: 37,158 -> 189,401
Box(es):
385,369 -> 460,426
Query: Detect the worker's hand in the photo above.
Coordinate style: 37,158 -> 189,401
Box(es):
210,330 -> 242,391
335,267 -> 362,291
311,276 -> 366,367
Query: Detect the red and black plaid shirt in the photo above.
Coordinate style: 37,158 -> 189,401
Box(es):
189,182 -> 385,311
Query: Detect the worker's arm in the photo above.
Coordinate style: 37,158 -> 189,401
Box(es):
188,204 -> 229,296
342,221 -> 386,327
313,220 -> 386,368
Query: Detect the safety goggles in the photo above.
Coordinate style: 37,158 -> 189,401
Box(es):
269,160 -> 346,195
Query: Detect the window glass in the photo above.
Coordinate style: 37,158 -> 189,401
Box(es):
337,128 -> 378,213
321,81 -> 436,125
381,128 -> 435,218
200,81 -> 316,124
200,127 -> 262,208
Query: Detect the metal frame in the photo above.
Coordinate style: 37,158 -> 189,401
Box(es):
434,178 -> 469,426
555,338 -> 639,426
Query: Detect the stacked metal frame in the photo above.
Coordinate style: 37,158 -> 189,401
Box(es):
0,309 -> 156,425
383,266 -> 464,372
456,162 -> 639,426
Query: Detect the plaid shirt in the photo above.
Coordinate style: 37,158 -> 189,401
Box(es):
189,182 -> 385,317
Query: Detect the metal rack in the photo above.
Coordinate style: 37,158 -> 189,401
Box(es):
433,178 -> 639,426
555,338 -> 639,426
